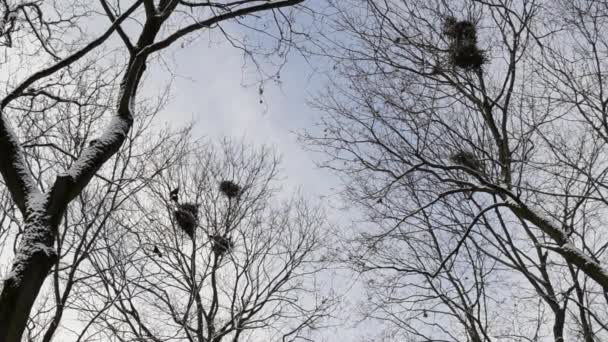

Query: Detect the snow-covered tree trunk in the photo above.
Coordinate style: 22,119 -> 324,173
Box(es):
0,99 -> 134,341
0,1 -> 306,340
0,21 -> 145,341
0,208 -> 57,342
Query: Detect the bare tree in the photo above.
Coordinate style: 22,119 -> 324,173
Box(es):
82,140 -> 333,342
0,50 -> 192,342
0,1 -> 310,341
304,0 -> 608,340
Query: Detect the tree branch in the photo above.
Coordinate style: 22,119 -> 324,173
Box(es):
140,0 -> 304,56
0,117 -> 41,214
0,0 -> 143,110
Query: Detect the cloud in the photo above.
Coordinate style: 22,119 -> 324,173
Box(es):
147,37 -> 338,199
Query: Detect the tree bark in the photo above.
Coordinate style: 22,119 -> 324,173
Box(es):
0,0 -> 305,340
507,202 -> 608,291
553,308 -> 566,342
0,215 -> 57,342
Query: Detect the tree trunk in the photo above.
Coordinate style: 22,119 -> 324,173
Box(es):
0,218 -> 57,342
553,308 -> 566,342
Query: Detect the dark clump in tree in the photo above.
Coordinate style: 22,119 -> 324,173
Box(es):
448,45 -> 486,70
174,203 -> 199,238
450,150 -> 484,173
209,234 -> 234,255
152,245 -> 162,258
442,16 -> 486,70
170,187 -> 179,203
442,17 -> 475,40
219,180 -> 241,198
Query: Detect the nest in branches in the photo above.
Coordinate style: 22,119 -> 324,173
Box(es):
450,150 -> 484,173
448,43 -> 486,71
209,234 -> 234,255
174,203 -> 199,238
443,17 -> 477,41
443,17 -> 486,70
219,180 -> 241,199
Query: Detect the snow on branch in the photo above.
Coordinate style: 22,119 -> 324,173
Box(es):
543,241 -> 608,289
0,114 -> 41,215
504,194 -> 608,289
4,192 -> 55,286
54,115 -> 132,205
0,0 -> 143,216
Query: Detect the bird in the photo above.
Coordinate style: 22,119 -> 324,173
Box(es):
170,187 -> 179,203
153,245 -> 162,258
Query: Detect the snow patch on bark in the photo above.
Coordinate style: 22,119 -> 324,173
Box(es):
561,242 -> 599,267
26,192 -> 48,212
502,192 -> 568,236
63,116 -> 130,179
4,116 -> 41,196
5,193 -> 55,286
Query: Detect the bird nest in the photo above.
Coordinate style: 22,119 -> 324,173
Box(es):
174,203 -> 199,238
209,234 -> 234,255
219,180 -> 241,198
443,17 -> 476,42
450,150 -> 484,172
448,43 -> 486,71
442,17 -> 486,70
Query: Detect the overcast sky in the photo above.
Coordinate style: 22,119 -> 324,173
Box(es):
0,3 -> 374,339
150,31 -> 340,198
142,24 -> 372,341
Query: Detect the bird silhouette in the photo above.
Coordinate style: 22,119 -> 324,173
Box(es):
170,187 -> 179,203
153,245 -> 162,258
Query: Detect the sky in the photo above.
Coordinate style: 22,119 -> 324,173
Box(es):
151,42 -> 335,198
133,14 -> 370,342
0,2 -> 375,340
